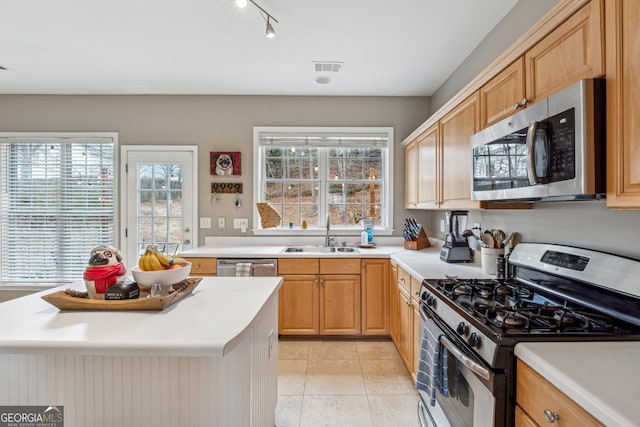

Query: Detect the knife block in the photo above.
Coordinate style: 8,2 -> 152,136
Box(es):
404,226 -> 431,250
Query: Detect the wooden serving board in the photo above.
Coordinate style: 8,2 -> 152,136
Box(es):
41,277 -> 202,311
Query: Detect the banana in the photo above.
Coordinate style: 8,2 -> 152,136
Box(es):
139,249 -> 152,271
171,256 -> 188,266
146,253 -> 164,271
155,252 -> 172,268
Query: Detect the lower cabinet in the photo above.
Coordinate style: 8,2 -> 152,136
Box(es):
181,257 -> 217,276
361,259 -> 390,335
516,359 -> 604,427
389,262 -> 399,343
397,285 -> 413,369
393,266 -> 422,381
278,258 -> 361,336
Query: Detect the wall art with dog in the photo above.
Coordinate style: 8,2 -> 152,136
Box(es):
210,152 -> 241,176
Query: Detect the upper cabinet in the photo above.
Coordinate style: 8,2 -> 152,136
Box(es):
440,92 -> 482,210
404,0 -> 613,210
525,0 -> 604,103
605,0 -> 640,208
405,140 -> 418,209
480,0 -> 604,128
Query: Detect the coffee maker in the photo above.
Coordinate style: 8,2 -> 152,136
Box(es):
439,210 -> 473,263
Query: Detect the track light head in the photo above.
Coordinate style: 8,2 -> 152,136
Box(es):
266,17 -> 275,38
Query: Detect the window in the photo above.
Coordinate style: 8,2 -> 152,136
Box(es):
0,133 -> 117,285
254,127 -> 393,232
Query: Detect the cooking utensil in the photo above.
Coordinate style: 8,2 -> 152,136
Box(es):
482,231 -> 495,248
493,229 -> 506,248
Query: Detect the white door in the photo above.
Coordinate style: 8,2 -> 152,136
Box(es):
120,146 -> 198,269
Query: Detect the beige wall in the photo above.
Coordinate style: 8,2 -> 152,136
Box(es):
0,94 -> 431,245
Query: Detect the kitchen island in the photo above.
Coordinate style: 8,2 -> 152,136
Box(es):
0,276 -> 282,427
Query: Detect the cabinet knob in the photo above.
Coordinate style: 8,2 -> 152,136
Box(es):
406,300 -> 412,306
520,97 -> 529,106
513,102 -> 522,110
543,409 -> 560,423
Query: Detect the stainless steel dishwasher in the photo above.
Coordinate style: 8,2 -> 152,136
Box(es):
216,259 -> 278,277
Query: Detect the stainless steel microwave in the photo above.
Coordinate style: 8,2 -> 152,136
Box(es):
470,79 -> 605,202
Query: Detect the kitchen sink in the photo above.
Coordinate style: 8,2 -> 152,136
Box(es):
282,246 -> 360,253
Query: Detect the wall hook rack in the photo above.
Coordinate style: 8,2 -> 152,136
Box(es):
211,182 -> 243,194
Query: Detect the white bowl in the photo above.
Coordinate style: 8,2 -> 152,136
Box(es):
131,262 -> 191,287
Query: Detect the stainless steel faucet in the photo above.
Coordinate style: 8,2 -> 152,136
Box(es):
325,214 -> 335,247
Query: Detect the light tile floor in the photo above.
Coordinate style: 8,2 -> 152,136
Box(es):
276,339 -> 420,427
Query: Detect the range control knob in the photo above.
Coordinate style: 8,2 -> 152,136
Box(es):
467,332 -> 481,348
456,322 -> 469,336
426,294 -> 436,307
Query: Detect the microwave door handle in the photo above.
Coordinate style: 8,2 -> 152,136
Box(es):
440,336 -> 491,381
526,121 -> 539,185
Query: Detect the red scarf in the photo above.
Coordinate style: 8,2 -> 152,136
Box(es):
83,262 -> 127,293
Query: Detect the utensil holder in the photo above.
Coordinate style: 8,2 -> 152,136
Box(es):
403,226 -> 431,250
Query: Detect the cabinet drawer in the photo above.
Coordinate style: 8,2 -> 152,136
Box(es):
516,359 -> 603,427
278,258 -> 320,275
182,257 -> 217,275
319,258 -> 360,275
397,266 -> 411,292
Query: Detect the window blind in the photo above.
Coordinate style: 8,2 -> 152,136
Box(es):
0,136 -> 116,284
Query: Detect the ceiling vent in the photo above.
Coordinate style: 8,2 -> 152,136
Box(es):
313,61 -> 343,73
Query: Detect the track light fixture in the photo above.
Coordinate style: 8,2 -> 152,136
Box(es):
235,0 -> 279,38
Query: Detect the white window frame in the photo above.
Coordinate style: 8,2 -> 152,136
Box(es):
253,126 -> 394,235
0,131 -> 119,288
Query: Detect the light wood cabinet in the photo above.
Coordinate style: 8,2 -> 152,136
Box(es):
515,405 -> 538,427
361,259 -> 389,335
480,0 -> 604,129
397,285 -> 413,369
605,0 -> 640,208
405,140 -> 419,208
411,302 -> 421,382
389,261 -> 399,343
516,359 -> 604,427
416,124 -> 439,208
525,0 -> 604,104
278,258 -> 361,336
440,91 -> 483,210
181,257 -> 217,276
480,57 -> 526,127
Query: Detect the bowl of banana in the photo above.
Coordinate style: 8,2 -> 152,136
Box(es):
132,247 -> 191,287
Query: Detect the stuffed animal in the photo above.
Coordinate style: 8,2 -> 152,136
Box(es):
83,245 -> 128,299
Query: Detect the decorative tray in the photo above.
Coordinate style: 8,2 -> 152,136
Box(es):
41,277 -> 202,311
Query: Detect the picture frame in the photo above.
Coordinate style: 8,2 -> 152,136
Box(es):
210,151 -> 241,176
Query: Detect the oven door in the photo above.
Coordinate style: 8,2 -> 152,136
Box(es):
417,304 -> 497,427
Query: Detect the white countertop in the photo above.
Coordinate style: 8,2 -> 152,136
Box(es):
0,277 -> 282,358
180,237 -> 493,280
515,341 -> 640,427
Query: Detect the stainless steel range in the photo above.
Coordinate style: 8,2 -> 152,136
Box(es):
417,243 -> 640,427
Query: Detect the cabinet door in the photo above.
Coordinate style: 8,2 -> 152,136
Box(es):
525,0 -> 604,103
361,259 -> 389,335
405,140 -> 419,208
278,275 -> 319,335
417,124 -> 440,208
606,0 -> 640,207
440,91 -> 482,209
411,303 -> 422,383
480,57 -> 526,127
389,262 -> 399,344
514,405 -> 538,427
517,359 -> 604,427
319,274 -> 361,335
397,285 -> 413,370
182,257 -> 217,276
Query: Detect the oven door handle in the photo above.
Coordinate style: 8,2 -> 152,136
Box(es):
440,336 -> 491,381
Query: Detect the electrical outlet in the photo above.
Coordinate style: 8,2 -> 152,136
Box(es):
440,219 -> 445,232
200,217 -> 211,229
234,218 -> 248,229
218,217 -> 225,228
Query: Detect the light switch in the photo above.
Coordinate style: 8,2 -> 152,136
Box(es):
218,217 -> 225,229
200,217 -> 211,229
